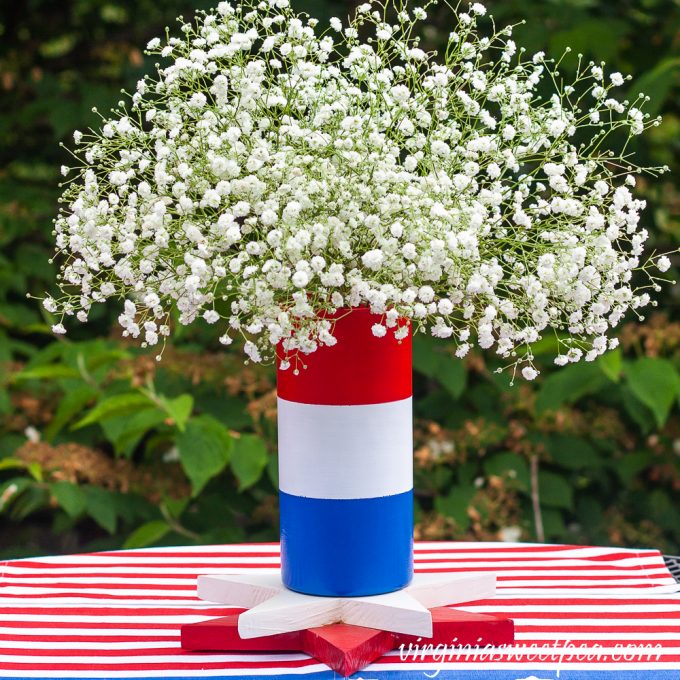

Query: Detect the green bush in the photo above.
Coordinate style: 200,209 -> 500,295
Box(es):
1,0 -> 679,558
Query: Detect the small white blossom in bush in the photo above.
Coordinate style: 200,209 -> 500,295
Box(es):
47,0 -> 674,376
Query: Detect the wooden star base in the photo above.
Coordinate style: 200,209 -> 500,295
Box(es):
196,572 -> 497,638
182,607 -> 515,677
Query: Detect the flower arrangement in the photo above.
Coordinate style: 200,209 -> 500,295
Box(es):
48,0 -> 672,379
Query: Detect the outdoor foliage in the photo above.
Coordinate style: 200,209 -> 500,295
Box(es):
1,0 -> 679,559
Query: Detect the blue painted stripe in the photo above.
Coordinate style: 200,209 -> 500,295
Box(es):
279,489 -> 413,597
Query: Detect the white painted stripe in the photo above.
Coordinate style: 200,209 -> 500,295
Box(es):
514,632 -> 680,640
375,662 -> 680,671
2,542 -> 663,558
466,604 -> 680,613
277,397 -> 412,499
0,627 -> 182,636
0,652 -> 312,664
2,556 -> 670,569
0,619 -> 675,634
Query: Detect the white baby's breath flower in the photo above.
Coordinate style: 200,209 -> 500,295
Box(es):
292,271 -> 309,287
361,249 -> 385,271
610,72 -> 624,86
657,256 -> 672,273
47,0 -> 667,377
521,366 -> 538,381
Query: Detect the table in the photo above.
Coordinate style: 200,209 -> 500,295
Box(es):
0,542 -> 678,679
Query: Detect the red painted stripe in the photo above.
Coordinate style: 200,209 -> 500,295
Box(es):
2,571 -> 670,587
0,634 -> 180,642
3,547 -> 664,564
419,567 -> 675,579
0,638 -> 676,657
471,598 -> 680,605
413,545 -> 660,554
0,621 -> 212,630
0,607 -> 237,615
1,656 -> 678,671
276,307 -> 412,405
370,655 -> 680,666
3,566 -> 670,580
415,552 -> 666,561
0,594 -> 199,600
2,601 -> 678,615
1,561 -> 281,569
0,660 -> 319,671
0,576 -> 196,593
518,625 -> 680,632
0,627 -> 676,643
501,612 -> 680,620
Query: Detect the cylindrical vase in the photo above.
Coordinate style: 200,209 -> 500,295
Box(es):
276,307 -> 413,596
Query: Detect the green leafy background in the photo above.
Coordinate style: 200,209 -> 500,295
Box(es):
1,0 -> 679,558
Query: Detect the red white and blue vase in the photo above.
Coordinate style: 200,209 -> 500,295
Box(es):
276,307 -> 413,596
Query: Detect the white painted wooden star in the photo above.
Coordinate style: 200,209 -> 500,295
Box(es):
197,572 -> 496,639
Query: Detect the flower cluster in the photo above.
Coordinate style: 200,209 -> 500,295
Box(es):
48,0 -> 672,378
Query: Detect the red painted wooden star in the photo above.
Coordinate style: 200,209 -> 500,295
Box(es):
181,606 -> 514,677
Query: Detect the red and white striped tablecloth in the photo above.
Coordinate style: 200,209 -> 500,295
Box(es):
0,542 -> 678,679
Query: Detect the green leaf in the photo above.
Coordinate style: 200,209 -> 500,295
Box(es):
14,364 -> 80,381
44,386 -> 98,442
162,497 -> 189,519
231,434 -> 268,491
549,19 -> 628,65
0,458 -> 26,472
546,435 -> 600,470
633,58 -> 680,118
438,359 -> 466,399
0,457 -> 41,481
0,389 -> 10,416
26,462 -> 43,482
123,520 -> 170,549
0,477 -> 32,512
539,471 -> 574,510
434,486 -> 476,531
0,329 -> 10,363
597,349 -> 622,383
84,486 -> 117,533
177,415 -> 232,495
541,507 -> 567,541
412,335 -> 439,377
267,452 -> 279,489
51,481 -> 87,518
621,385 -> 656,434
483,452 -> 530,491
536,362 -> 609,413
7,485 -> 49,520
105,408 -> 168,457
159,394 -> 194,432
413,335 -> 467,398
624,357 -> 680,428
613,451 -> 653,486
0,434 -> 24,458
73,392 -> 154,430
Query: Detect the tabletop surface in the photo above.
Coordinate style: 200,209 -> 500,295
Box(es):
0,541 -> 678,679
